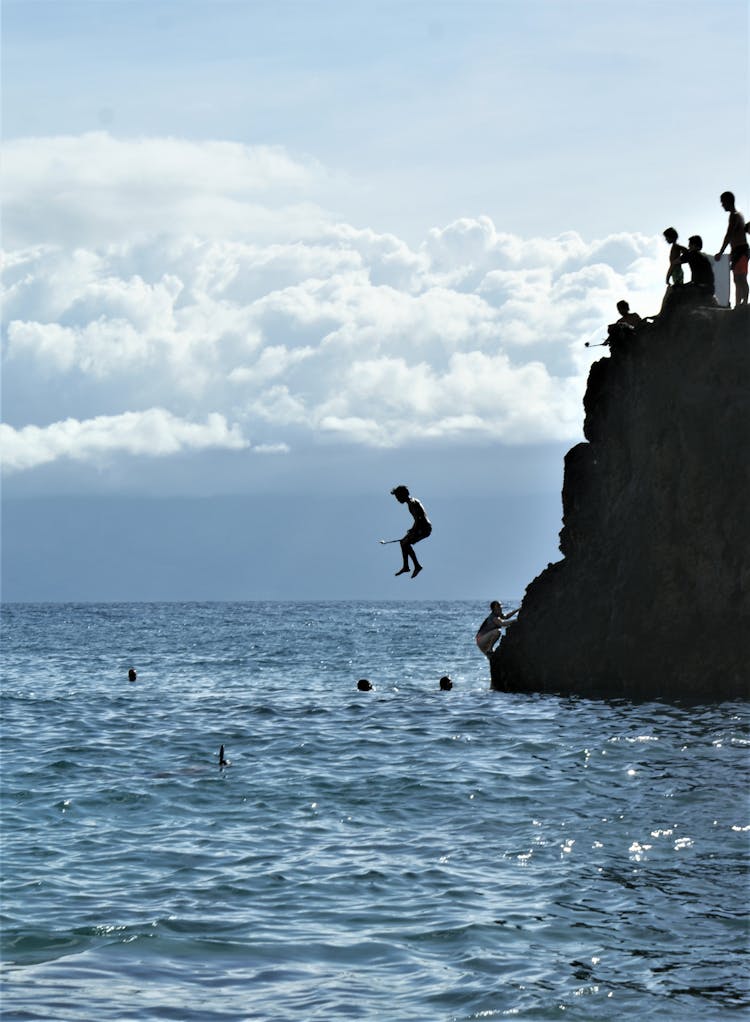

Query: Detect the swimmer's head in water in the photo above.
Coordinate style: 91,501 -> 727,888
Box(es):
439,676 -> 453,691
357,679 -> 373,691
128,668 -> 137,682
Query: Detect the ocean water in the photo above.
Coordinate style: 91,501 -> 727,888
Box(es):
1,601 -> 748,1022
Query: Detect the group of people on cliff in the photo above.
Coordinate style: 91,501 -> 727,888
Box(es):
607,190 -> 748,339
663,190 -> 748,307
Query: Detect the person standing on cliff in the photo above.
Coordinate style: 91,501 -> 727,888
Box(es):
391,485 -> 431,578
671,236 -> 715,297
715,191 -> 748,307
663,228 -> 687,286
475,601 -> 519,657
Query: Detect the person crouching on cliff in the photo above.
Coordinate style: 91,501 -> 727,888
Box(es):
475,601 -> 519,657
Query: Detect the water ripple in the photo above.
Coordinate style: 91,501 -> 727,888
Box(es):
1,602 -> 748,1021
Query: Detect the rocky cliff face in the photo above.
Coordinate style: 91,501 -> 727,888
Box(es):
493,292 -> 750,699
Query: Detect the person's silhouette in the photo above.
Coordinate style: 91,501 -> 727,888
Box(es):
391,485 -> 431,579
663,228 -> 687,286
715,191 -> 748,307
672,236 -> 715,296
615,300 -> 642,326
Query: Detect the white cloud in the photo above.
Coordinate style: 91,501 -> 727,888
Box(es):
2,133 -> 670,475
312,351 -> 582,446
2,133 -> 332,248
1,409 -> 248,472
253,443 -> 290,455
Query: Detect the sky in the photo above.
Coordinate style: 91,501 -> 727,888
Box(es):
2,0 -> 748,601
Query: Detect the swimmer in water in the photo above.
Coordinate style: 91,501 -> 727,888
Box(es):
357,679 -> 373,691
439,675 -> 453,691
128,668 -> 137,682
219,745 -> 231,767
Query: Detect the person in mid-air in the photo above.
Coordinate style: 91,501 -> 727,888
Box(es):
475,601 -> 519,657
715,191 -> 748,307
391,485 -> 431,578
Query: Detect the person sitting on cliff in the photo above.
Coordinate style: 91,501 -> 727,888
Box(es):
714,191 -> 748,307
663,227 -> 687,287
391,485 -> 431,579
671,235 -> 715,298
605,301 -> 641,343
615,300 -> 643,327
475,601 -> 519,658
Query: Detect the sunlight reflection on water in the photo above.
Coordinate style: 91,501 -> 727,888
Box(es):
1,602 -> 748,1021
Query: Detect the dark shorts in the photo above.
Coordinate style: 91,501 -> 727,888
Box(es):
730,243 -> 749,274
405,522 -> 432,545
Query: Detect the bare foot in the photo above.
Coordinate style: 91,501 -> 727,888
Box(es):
395,567 -> 410,576
411,564 -> 422,578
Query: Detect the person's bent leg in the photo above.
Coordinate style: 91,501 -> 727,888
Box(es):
476,629 -> 500,657
407,539 -> 422,576
395,538 -> 411,575
486,628 -> 501,655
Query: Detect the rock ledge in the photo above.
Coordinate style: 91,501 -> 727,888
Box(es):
492,294 -> 750,699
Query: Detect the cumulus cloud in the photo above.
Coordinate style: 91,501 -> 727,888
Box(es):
0,409 -> 247,472
1,133 -> 668,475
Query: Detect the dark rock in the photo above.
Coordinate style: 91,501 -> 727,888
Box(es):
492,293 -> 750,700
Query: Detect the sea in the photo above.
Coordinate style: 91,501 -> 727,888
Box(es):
1,601 -> 748,1021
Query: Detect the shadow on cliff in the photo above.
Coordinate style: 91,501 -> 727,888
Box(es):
493,290 -> 750,700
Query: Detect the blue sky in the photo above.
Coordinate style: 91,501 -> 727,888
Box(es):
2,0 -> 748,600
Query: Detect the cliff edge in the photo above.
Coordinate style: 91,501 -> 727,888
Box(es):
492,292 -> 750,699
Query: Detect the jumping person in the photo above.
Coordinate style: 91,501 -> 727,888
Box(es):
715,191 -> 748,307
475,601 -> 519,657
391,485 -> 431,578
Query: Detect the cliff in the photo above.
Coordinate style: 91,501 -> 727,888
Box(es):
492,291 -> 750,700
